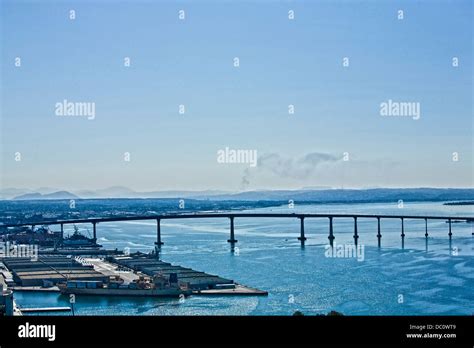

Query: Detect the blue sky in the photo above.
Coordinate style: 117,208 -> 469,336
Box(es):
1,0 -> 472,191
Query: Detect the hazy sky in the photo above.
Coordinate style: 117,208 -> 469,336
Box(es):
1,0 -> 472,191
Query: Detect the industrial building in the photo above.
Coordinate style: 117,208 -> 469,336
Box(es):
1,256 -> 108,286
111,255 -> 235,290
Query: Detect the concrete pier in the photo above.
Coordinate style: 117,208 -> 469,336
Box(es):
227,217 -> 237,243
111,254 -> 266,295
21,306 -> 71,313
298,217 -> 306,243
328,217 -> 335,247
401,218 -> 405,249
377,217 -> 381,247
92,222 -> 97,241
155,218 -> 164,247
448,218 -> 452,240
425,218 -> 428,238
353,217 -> 359,245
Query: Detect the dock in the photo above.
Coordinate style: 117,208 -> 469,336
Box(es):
111,255 -> 234,290
0,253 -> 268,298
11,286 -> 60,292
20,307 -> 71,313
2,256 -> 108,287
110,254 -> 267,295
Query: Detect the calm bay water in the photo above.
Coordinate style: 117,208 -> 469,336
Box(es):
15,201 -> 474,315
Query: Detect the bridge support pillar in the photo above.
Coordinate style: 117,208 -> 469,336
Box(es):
401,218 -> 405,249
448,218 -> 452,241
155,218 -> 164,248
55,223 -> 64,251
227,217 -> 237,243
328,217 -> 335,247
425,218 -> 428,238
377,217 -> 381,248
92,222 -> 97,241
424,218 -> 429,251
353,217 -> 359,245
298,217 -> 306,243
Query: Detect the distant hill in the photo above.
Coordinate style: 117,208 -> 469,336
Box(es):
13,191 -> 79,200
73,188 -> 230,199
3,187 -> 473,203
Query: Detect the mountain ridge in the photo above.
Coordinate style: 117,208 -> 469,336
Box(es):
3,187 -> 473,202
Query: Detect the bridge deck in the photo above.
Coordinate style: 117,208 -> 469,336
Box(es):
2,212 -> 472,227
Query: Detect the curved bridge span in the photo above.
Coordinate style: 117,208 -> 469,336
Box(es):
3,213 -> 472,249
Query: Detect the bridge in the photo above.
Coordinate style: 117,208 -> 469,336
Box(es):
2,213 -> 473,250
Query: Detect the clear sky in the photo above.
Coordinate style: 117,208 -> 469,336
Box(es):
1,0 -> 472,192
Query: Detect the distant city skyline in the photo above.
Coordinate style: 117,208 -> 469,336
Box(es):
1,1 -> 472,191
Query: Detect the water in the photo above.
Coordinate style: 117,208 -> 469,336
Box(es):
14,201 -> 474,315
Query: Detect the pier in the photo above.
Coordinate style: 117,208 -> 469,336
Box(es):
3,213 -> 472,250
110,254 -> 267,295
1,254 -> 268,300
20,306 -> 71,313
